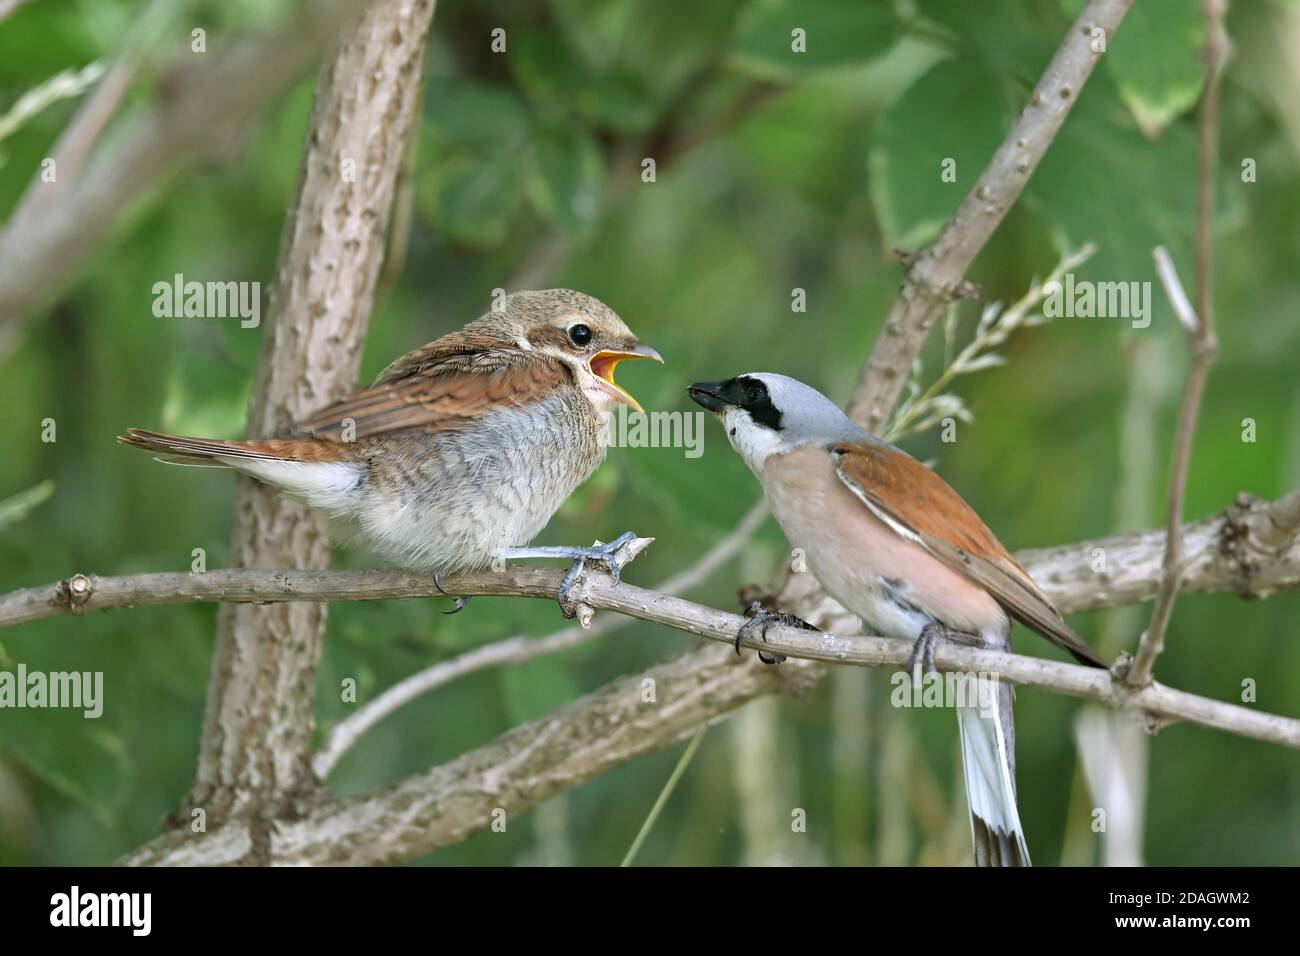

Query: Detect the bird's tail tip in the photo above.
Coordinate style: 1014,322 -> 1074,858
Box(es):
117,427 -> 240,466
971,813 -> 1031,867
958,690 -> 1032,867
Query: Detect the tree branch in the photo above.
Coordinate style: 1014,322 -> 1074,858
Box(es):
7,489 -> 1300,633
311,501 -> 771,779
120,640 -> 790,865
115,571 -> 1299,864
184,0 -> 438,827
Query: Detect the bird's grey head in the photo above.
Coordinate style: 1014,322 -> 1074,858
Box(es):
687,373 -> 866,471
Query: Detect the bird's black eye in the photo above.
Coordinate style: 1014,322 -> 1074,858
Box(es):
568,324 -> 592,346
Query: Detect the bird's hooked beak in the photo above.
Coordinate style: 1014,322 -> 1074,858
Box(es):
686,379 -> 740,414
589,343 -> 663,413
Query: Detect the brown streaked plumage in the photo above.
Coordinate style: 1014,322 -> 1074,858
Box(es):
290,336 -> 573,442
120,289 -> 662,580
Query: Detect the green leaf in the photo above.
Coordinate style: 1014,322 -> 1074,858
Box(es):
525,124 -> 604,232
1096,0 -> 1205,137
432,150 -> 525,246
498,656 -> 579,726
509,28 -> 589,105
914,0 -> 1047,77
868,56 -> 1009,249
577,73 -> 657,135
1024,77 -> 1203,282
731,0 -> 899,78
553,0 -> 748,96
424,79 -> 529,146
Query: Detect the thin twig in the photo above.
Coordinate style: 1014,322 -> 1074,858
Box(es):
4,523 -> 1300,754
0,62 -> 106,143
620,727 -> 707,867
1128,0 -> 1229,687
885,243 -> 1095,442
9,488 -> 1300,632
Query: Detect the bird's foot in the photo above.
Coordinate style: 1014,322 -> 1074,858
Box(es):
735,600 -> 818,665
906,622 -> 979,687
504,531 -> 647,618
433,573 -> 472,615
556,531 -> 638,615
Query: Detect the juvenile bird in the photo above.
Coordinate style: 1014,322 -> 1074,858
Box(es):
689,372 -> 1105,867
120,290 -> 662,609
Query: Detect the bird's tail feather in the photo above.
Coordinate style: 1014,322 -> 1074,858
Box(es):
956,676 -> 1030,867
119,428 -> 301,462
117,428 -> 362,508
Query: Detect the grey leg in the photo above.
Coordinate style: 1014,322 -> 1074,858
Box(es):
907,622 -> 980,686
504,531 -> 639,613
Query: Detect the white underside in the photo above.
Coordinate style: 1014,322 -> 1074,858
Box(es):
218,457 -> 364,512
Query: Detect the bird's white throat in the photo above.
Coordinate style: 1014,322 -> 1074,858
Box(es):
722,407 -> 789,472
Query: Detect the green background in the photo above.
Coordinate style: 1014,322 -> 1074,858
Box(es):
1,0 -> 1298,865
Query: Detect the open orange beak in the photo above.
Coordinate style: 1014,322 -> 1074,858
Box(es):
587,343 -> 664,413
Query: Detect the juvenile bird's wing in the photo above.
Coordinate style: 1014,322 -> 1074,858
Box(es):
829,441 -> 1104,668
290,332 -> 572,440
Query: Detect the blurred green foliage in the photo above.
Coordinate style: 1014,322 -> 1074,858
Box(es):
2,0 -> 1299,866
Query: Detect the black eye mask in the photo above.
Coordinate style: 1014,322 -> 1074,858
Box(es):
686,376 -> 784,431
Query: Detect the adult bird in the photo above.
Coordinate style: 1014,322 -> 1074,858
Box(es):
688,372 -> 1105,866
120,289 -> 663,611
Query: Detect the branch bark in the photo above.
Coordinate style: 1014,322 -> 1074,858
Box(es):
185,0 -> 438,827
9,563 -> 1298,750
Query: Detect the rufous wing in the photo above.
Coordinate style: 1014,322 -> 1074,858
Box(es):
290,332 -> 573,440
829,440 -> 1105,668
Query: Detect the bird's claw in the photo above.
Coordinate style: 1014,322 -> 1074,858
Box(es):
907,624 -> 937,687
433,573 -> 472,615
735,600 -> 817,665
558,560 -> 584,617
906,622 -> 976,687
556,531 -> 639,618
